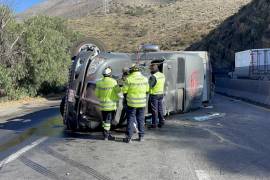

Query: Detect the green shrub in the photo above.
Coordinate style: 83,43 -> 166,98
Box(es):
22,16 -> 74,95
0,65 -> 12,97
0,6 -> 79,99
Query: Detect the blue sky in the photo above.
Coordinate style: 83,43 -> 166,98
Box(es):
1,0 -> 43,13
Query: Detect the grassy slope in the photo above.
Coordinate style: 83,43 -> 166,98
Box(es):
188,0 -> 270,71
67,0 -> 251,52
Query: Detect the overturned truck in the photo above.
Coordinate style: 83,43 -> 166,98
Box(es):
61,39 -> 213,131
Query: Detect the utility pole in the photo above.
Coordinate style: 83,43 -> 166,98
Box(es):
104,0 -> 109,15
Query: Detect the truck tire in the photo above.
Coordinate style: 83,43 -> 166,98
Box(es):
71,37 -> 107,59
63,56 -> 78,131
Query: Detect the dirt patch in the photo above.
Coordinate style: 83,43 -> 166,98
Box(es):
0,97 -> 47,108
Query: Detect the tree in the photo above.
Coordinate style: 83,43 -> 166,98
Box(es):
21,16 -> 76,95
0,5 -> 25,65
0,5 -> 27,99
0,5 -> 80,99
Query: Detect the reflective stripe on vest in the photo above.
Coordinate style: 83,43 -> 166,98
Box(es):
150,72 -> 165,95
126,97 -> 147,106
102,122 -> 111,131
95,77 -> 119,111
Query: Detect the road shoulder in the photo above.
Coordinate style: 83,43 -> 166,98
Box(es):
0,98 -> 60,123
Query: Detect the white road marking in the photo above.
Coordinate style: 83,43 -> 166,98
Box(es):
0,137 -> 48,169
195,170 -> 211,180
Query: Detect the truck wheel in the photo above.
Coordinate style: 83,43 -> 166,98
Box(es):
71,37 -> 107,59
62,98 -> 77,131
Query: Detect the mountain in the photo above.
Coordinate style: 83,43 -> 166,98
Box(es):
19,0 -> 175,18
187,0 -> 270,72
19,0 -> 264,72
65,0 -> 251,52
19,0 -> 102,18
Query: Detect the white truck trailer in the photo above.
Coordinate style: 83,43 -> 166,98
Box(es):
234,49 -> 270,80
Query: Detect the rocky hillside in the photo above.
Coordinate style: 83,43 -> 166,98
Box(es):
67,0 -> 251,53
20,0 -> 263,71
187,0 -> 270,72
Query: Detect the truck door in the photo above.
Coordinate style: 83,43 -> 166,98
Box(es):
163,58 -> 184,114
176,58 -> 185,112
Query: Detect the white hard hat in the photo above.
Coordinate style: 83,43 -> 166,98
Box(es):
130,63 -> 140,72
103,67 -> 112,76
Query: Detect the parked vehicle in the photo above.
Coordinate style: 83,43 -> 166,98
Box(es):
233,49 -> 270,80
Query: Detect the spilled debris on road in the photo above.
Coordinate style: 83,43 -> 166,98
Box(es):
191,112 -> 226,122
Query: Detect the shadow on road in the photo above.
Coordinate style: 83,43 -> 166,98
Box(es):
0,107 -> 60,131
148,94 -> 270,177
0,107 -> 108,153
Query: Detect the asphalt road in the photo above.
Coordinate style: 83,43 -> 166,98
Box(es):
0,94 -> 270,180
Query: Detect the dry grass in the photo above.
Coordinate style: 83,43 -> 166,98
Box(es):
0,96 -> 47,108
67,0 -> 251,52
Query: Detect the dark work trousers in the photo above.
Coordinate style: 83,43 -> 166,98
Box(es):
150,94 -> 165,126
126,106 -> 145,139
102,111 -> 116,138
121,94 -> 137,130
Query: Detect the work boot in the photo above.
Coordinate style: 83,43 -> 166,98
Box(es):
158,120 -> 165,128
139,137 -> 144,142
124,138 -> 132,143
148,124 -> 157,129
108,134 -> 115,141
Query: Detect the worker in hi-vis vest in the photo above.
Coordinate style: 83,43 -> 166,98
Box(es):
123,64 -> 149,143
95,67 -> 120,140
148,63 -> 166,128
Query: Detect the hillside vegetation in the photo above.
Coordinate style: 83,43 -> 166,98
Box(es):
0,6 -> 78,99
21,0 -> 251,53
19,0 -> 188,18
6,0 -> 269,100
67,0 -> 251,52
188,0 -> 270,72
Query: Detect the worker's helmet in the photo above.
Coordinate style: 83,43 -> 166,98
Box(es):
130,64 -> 140,72
103,67 -> 112,77
122,67 -> 130,75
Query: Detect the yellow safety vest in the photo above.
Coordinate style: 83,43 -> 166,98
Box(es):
123,72 -> 149,108
95,77 -> 120,111
150,72 -> 165,95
